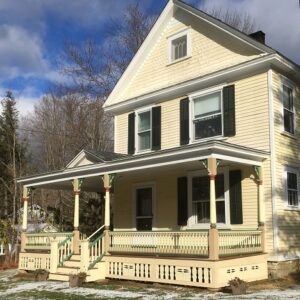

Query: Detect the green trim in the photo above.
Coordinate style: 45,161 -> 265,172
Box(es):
109,174 -> 116,187
220,250 -> 262,257
88,253 -> 105,269
108,250 -> 208,258
26,232 -> 73,237
199,159 -> 208,170
58,251 -> 74,266
253,165 -> 262,181
58,233 -> 74,248
88,232 -> 105,249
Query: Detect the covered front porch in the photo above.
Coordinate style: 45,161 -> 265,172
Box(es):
17,141 -> 269,288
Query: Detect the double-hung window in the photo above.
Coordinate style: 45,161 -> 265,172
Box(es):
137,110 -> 151,151
193,91 -> 222,140
283,84 -> 295,135
286,169 -> 299,207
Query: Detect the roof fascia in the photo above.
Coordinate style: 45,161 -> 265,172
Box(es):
18,142 -> 269,187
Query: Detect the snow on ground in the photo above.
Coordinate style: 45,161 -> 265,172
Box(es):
0,269 -> 300,299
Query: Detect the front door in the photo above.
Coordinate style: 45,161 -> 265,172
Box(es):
136,187 -> 153,230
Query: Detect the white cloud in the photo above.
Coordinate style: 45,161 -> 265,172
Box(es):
0,25 -> 48,79
198,0 -> 300,64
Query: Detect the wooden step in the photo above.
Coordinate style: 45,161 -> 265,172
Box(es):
63,260 -> 81,268
57,266 -> 80,275
70,254 -> 81,260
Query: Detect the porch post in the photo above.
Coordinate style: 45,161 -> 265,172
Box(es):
254,166 -> 266,252
73,178 -> 83,255
21,186 -> 30,252
102,174 -> 115,253
207,158 -> 219,260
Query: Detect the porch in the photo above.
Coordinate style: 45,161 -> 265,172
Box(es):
17,142 -> 270,288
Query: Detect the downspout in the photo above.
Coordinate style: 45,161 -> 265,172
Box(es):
267,69 -> 279,258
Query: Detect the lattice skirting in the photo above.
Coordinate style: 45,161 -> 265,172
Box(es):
105,254 -> 268,288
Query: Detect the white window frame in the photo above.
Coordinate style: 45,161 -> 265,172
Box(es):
167,28 -> 191,64
187,167 -> 231,229
284,166 -> 300,210
135,107 -> 153,153
132,182 -> 156,231
281,79 -> 296,136
189,85 -> 224,143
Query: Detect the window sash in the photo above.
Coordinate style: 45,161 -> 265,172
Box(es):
171,35 -> 187,61
287,171 -> 299,207
137,110 -> 152,151
282,85 -> 295,134
192,91 -> 223,140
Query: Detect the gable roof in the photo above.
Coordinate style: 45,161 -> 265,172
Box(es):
66,149 -> 129,168
103,0 -> 277,110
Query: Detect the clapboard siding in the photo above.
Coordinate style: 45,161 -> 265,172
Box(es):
272,71 -> 300,253
114,10 -> 261,103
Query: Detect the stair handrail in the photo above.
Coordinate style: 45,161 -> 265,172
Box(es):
87,224 -> 105,241
57,233 -> 74,267
87,231 -> 106,269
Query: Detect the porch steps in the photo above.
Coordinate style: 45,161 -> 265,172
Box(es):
48,254 -> 106,283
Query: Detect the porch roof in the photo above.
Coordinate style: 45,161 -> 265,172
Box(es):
17,141 -> 269,190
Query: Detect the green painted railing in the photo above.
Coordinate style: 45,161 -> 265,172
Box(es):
108,230 -> 209,257
88,232 -> 105,269
219,230 -> 263,256
58,233 -> 74,266
25,232 -> 73,251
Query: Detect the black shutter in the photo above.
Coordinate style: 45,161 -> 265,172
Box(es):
128,112 -> 135,155
180,98 -> 189,145
223,85 -> 236,137
177,177 -> 188,226
229,170 -> 243,224
152,106 -> 161,150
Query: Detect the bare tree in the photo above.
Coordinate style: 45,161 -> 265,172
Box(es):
203,6 -> 257,34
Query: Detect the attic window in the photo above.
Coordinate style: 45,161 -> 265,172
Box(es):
168,29 -> 191,64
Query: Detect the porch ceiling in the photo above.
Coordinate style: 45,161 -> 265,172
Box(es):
17,141 -> 269,190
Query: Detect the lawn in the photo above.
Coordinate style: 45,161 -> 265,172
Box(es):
0,269 -> 300,299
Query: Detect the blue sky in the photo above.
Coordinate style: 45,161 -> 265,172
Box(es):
0,0 -> 299,115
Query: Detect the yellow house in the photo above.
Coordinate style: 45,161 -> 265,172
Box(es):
17,0 -> 300,288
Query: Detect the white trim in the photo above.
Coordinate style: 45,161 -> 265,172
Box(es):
283,166 -> 300,209
187,167 -> 230,229
268,69 -> 279,256
167,27 -> 191,64
135,107 -> 153,153
104,0 -> 277,109
114,116 -> 118,153
281,78 -> 296,136
19,142 -> 269,187
132,182 -> 156,231
189,86 -> 224,143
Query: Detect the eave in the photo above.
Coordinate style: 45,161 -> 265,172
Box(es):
17,141 -> 269,189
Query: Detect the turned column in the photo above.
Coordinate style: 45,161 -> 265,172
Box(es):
72,178 -> 83,255
207,158 -> 219,260
254,166 -> 266,252
21,186 -> 31,252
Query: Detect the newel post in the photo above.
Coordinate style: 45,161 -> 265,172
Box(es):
50,239 -> 59,273
201,158 -> 220,260
254,165 -> 266,252
80,239 -> 90,272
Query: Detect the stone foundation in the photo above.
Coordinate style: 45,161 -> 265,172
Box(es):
268,259 -> 300,279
